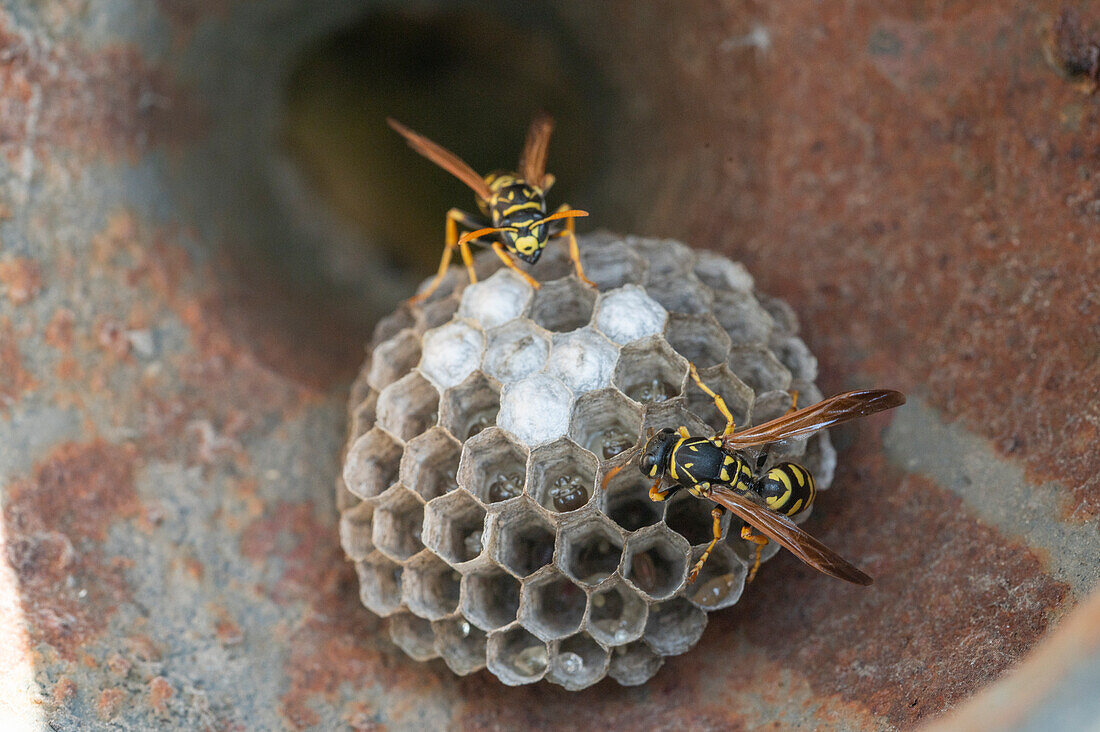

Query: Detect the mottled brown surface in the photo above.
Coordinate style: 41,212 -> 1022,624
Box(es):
580,0 -> 1100,518
0,258 -> 42,305
4,441 -> 139,660
0,316 -> 35,410
0,0 -> 1097,729
728,442 -> 1069,727
0,24 -> 200,163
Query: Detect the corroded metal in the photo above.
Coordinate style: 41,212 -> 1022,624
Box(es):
0,0 -> 1097,729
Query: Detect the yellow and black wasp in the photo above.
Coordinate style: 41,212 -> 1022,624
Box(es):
604,364 -> 905,585
387,115 -> 593,304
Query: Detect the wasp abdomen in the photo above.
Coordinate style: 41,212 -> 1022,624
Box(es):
753,463 -> 816,516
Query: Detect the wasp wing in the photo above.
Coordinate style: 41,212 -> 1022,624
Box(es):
387,118 -> 493,201
709,485 -> 873,585
518,113 -> 554,187
722,389 -> 905,449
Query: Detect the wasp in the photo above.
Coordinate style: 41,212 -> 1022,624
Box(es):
604,364 -> 905,585
387,115 -> 593,304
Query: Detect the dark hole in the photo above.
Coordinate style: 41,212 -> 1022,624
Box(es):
475,573 -> 521,628
503,523 -> 556,577
607,495 -> 663,532
538,579 -> 586,631
664,494 -> 714,545
568,533 -> 622,584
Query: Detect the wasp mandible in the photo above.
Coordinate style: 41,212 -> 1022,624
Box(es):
388,115 -> 593,304
604,365 -> 905,585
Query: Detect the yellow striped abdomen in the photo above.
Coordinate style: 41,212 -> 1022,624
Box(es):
754,463 -> 816,517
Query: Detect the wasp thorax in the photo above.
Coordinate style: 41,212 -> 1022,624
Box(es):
340,234 -> 835,689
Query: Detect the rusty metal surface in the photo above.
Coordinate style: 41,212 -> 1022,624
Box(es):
0,1 -> 1098,730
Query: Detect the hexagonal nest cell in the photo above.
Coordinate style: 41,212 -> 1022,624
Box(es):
339,234 -> 845,688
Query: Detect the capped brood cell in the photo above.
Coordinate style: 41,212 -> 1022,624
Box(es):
458,269 -> 534,329
483,319 -> 551,384
547,327 -> 619,394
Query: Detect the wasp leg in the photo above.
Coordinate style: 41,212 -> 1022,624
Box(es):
786,390 -> 800,415
740,525 -> 770,582
409,208 -> 485,305
688,362 -> 737,436
550,203 -> 596,288
687,505 -> 726,583
490,242 -> 541,289
648,477 -> 674,502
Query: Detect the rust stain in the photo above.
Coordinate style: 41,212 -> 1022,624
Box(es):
0,257 -> 42,305
239,501 -> 427,729
148,676 -> 174,714
723,440 -> 1070,728
0,20 -> 202,165
211,604 -> 244,646
44,308 -> 75,350
3,440 -> 140,659
49,676 -> 77,707
105,651 -> 132,677
95,687 -> 127,721
0,316 -> 36,411
611,1 -> 1100,518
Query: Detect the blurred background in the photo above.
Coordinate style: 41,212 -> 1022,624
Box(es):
0,0 -> 1098,729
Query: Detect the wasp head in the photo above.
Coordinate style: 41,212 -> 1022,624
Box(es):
500,220 -> 550,264
639,427 -> 678,479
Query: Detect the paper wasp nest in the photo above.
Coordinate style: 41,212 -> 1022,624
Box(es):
339,234 -> 835,689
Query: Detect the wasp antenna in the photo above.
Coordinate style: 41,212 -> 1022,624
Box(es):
456,227 -> 506,248
533,209 -> 589,227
